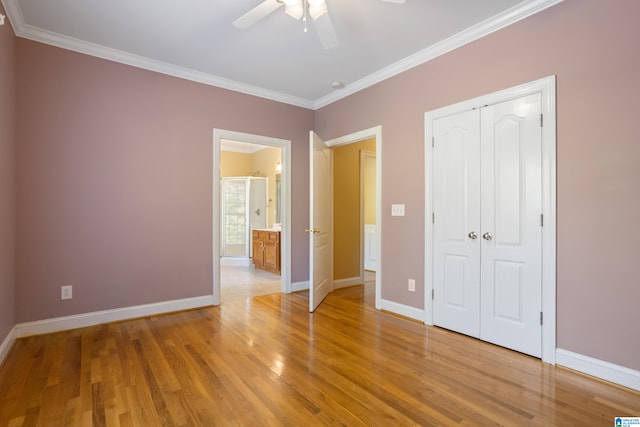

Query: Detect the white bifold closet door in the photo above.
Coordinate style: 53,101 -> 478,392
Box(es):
432,93 -> 543,358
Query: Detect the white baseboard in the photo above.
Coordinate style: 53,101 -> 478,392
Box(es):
333,276 -> 363,289
7,294 -> 640,393
16,295 -> 215,338
0,325 -> 17,366
221,257 -> 251,267
377,298 -> 426,323
556,349 -> 640,391
291,281 -> 309,293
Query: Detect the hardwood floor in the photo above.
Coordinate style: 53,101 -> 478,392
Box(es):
1,284 -> 638,426
220,265 -> 281,302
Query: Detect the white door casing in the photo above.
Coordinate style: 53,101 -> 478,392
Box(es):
425,76 -> 557,364
212,129 -> 292,306
309,131 -> 333,312
361,150 -> 377,274
325,126 -> 383,310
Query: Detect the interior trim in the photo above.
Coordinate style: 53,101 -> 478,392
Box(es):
378,299 -> 425,323
291,281 -> 310,293
14,295 -> 214,338
1,0 -> 564,110
556,349 -> 640,391
325,126 -> 383,310
333,277 -> 363,289
0,325 -> 17,367
212,129 -> 292,304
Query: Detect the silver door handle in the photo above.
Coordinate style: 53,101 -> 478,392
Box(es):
468,231 -> 478,240
482,232 -> 493,241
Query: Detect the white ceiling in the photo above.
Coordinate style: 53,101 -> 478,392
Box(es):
1,0 -> 561,109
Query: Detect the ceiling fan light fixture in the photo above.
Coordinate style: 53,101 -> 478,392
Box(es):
282,0 -> 300,6
285,3 -> 304,20
307,0 -> 326,6
309,2 -> 328,20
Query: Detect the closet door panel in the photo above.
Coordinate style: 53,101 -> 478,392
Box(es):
480,94 -> 543,358
432,110 -> 481,338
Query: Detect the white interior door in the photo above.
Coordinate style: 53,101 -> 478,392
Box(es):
309,131 -> 333,312
431,93 -> 543,358
479,94 -> 542,357
249,178 -> 267,231
432,110 -> 482,337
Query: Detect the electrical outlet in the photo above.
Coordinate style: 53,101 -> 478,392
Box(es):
408,279 -> 415,292
61,285 -> 73,300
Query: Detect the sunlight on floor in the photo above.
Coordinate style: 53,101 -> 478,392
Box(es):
221,265 -> 281,302
221,266 -> 377,304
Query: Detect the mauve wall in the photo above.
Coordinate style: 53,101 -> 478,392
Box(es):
9,0 -> 640,374
316,0 -> 640,371
15,39 -> 313,322
0,5 -> 15,341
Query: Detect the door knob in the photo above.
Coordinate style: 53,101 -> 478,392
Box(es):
305,228 -> 320,234
468,231 -> 478,240
482,232 -> 493,241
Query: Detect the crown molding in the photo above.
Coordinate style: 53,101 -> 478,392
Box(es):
1,0 -> 314,109
312,0 -> 564,109
2,0 -> 562,111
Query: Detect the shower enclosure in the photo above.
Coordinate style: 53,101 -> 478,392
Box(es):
221,177 -> 268,264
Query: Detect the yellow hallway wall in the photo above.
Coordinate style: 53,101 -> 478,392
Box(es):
220,151 -> 252,177
333,138 -> 376,281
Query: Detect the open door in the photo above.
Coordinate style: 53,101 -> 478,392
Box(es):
309,131 -> 333,312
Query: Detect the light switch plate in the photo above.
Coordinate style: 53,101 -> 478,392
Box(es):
391,204 -> 405,216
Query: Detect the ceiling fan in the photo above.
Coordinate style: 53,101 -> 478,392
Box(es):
233,0 -> 405,50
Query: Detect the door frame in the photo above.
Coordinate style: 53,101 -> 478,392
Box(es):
424,76 -> 557,364
360,150 -> 376,277
213,129 -> 292,305
325,126 -> 382,309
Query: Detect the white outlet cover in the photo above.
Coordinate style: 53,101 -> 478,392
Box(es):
61,285 -> 73,300
391,204 -> 405,216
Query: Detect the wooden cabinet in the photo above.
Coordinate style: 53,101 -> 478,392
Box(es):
252,230 -> 280,274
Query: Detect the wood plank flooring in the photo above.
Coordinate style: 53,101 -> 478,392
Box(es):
220,265 -> 280,303
1,285 -> 638,426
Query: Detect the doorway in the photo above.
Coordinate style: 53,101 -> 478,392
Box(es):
332,139 -> 376,289
213,129 -> 292,305
219,142 -> 278,302
310,126 -> 382,311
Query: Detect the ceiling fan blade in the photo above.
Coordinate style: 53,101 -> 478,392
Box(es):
313,12 -> 338,50
233,0 -> 283,30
